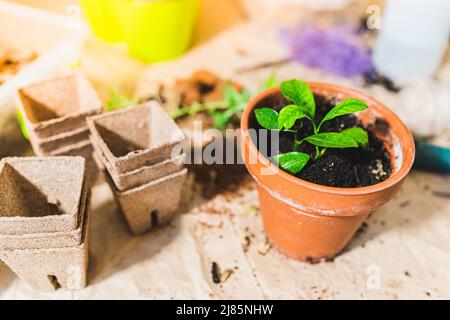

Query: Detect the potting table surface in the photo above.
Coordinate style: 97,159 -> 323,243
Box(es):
1,1 -> 450,299
1,169 -> 450,299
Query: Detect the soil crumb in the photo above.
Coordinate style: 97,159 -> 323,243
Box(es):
211,262 -> 220,284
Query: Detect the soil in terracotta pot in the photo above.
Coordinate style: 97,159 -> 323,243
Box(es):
250,94 -> 392,188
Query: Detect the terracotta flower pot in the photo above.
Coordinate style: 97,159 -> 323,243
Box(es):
240,83 -> 415,262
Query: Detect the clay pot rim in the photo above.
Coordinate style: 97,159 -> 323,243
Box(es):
241,82 -> 415,196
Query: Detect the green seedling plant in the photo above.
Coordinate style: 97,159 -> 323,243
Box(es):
255,79 -> 369,175
171,84 -> 250,131
172,74 -> 279,131
105,88 -> 137,112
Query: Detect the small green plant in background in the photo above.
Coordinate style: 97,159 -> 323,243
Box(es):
172,84 -> 251,132
258,73 -> 279,92
102,74 -> 279,131
172,74 -> 279,131
209,86 -> 250,131
255,79 -> 369,175
105,89 -> 137,112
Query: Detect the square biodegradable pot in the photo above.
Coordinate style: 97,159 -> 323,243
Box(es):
0,191 -> 89,251
48,140 -> 99,188
30,126 -> 90,155
0,157 -> 86,235
49,140 -> 93,157
0,206 -> 90,292
106,168 -> 187,235
92,149 -> 105,172
92,136 -> 185,191
87,101 -> 185,174
17,72 -> 102,139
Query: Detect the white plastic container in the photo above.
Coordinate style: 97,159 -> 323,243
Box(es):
0,2 -> 86,157
0,1 -> 85,109
373,0 -> 450,83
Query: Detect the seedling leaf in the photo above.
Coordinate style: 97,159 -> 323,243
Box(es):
259,73 -> 279,91
212,109 -> 234,131
239,89 -> 251,105
278,104 -> 307,130
106,89 -> 136,112
274,152 -> 310,175
255,108 -> 279,130
304,132 -> 359,148
341,127 -> 369,147
280,80 -> 315,118
321,98 -> 368,124
223,85 -> 249,107
253,79 -> 371,173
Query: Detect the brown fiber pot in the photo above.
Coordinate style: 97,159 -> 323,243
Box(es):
240,83 -> 415,262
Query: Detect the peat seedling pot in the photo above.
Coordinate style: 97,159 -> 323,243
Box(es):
240,83 -> 415,262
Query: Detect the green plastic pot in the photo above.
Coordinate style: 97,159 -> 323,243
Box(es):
80,0 -> 124,42
16,109 -> 29,140
115,0 -> 200,62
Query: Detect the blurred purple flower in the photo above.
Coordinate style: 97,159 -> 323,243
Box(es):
280,25 -> 374,78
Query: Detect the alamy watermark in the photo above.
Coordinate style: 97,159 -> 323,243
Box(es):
366,5 -> 382,30
170,121 -> 282,176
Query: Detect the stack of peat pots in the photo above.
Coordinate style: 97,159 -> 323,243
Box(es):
16,72 -> 102,186
87,101 -> 187,235
0,157 -> 90,291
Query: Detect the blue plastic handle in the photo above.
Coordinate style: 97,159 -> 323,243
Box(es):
414,140 -> 450,173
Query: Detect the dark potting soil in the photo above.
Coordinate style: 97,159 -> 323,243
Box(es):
250,94 -> 392,188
